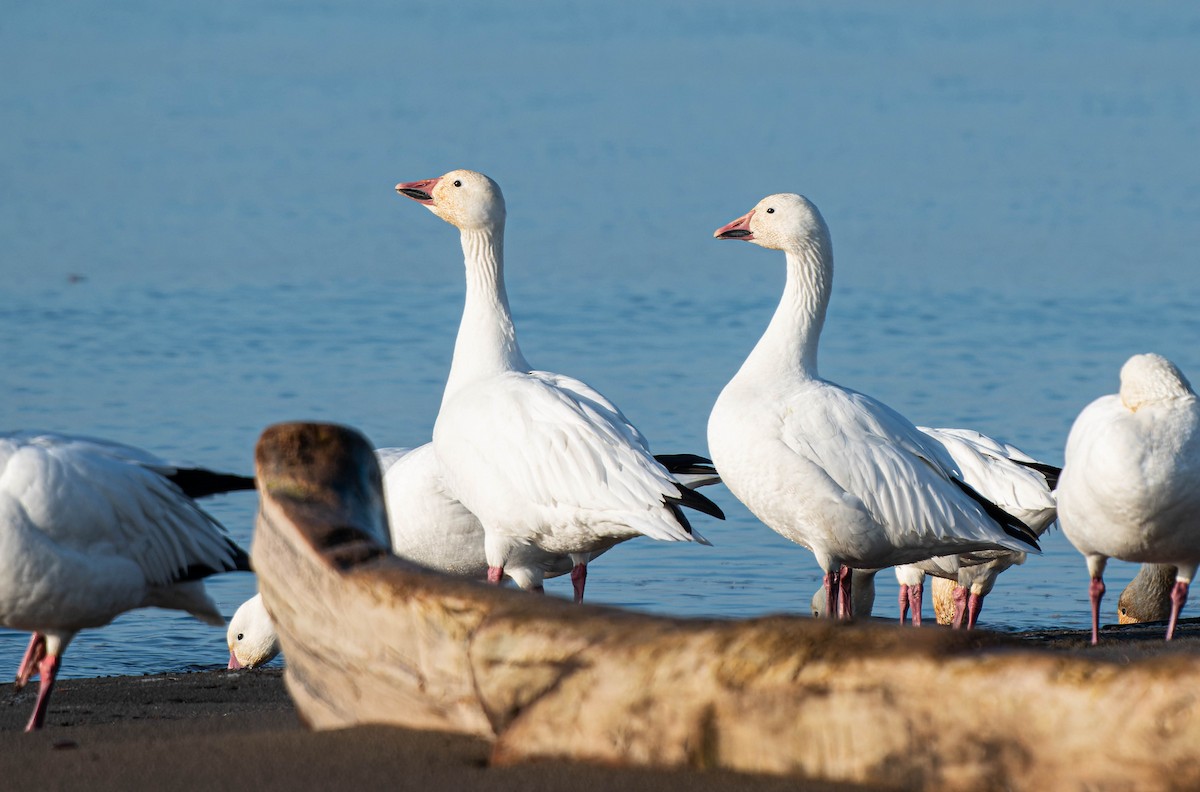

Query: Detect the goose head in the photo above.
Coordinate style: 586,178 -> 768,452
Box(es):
1119,353 -> 1195,412
226,593 -> 281,670
395,169 -> 506,232
713,193 -> 831,255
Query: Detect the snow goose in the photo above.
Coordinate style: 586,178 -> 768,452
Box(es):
0,431 -> 253,730
708,194 -> 1040,619
227,592 -> 281,669
1117,564 -> 1176,624
895,427 -> 1059,628
1058,353 -> 1200,643
379,444 -> 717,599
395,170 -> 723,589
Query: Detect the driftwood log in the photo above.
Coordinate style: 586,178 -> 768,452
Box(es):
252,422 -> 1200,792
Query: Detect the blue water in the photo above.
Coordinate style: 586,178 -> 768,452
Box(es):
2,2 -> 1199,679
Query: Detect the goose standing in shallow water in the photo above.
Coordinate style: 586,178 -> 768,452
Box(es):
379,443 -> 717,600
394,170 -> 722,590
1058,353 -> 1200,644
894,427 -> 1059,628
0,431 -> 253,730
707,193 -> 1040,619
811,428 -> 1059,628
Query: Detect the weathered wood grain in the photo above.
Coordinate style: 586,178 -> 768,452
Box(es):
252,422 -> 1200,792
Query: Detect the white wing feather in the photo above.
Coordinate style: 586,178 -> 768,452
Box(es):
435,371 -> 697,551
780,384 -> 1033,555
0,433 -> 242,588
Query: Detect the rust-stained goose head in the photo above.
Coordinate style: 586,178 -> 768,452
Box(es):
395,169 -> 505,232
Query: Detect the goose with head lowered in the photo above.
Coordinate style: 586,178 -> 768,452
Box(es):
707,193 -> 1040,619
394,170 -> 723,590
1057,353 -> 1200,644
0,431 -> 253,731
227,592 -> 281,670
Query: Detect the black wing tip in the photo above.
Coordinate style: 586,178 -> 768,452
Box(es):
228,540 -> 254,573
175,540 -> 252,582
667,484 -> 725,522
952,478 -> 1041,551
654,453 -> 717,477
1016,460 -> 1062,490
166,468 -> 257,499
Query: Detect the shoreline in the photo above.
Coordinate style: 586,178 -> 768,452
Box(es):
0,667 -> 850,791
1,620 -> 1196,790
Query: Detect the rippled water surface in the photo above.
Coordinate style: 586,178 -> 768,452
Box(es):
2,2 -> 1199,678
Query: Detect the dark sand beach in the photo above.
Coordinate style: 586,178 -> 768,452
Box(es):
0,668 -> 856,791
1,620 -> 1196,791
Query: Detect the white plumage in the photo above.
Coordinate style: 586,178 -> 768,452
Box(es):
0,431 -> 251,730
379,443 -> 579,592
394,169 -> 721,589
1058,352 -> 1200,643
707,193 -> 1039,618
227,592 -> 281,670
894,427 -> 1059,628
379,443 -> 717,598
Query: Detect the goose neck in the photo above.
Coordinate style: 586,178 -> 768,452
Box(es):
741,244 -> 832,382
443,226 -> 529,400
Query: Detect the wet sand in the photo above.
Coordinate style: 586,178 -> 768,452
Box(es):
1,620 -> 1195,791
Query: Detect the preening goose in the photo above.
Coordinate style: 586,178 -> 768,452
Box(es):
1058,353 -> 1200,643
394,170 -> 722,590
0,431 -> 252,730
707,193 -> 1039,619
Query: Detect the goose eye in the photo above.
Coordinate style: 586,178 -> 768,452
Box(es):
766,208 -> 775,214
453,180 -> 462,187
237,633 -> 244,641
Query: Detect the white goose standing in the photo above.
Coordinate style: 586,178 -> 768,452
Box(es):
378,443 -> 717,599
0,431 -> 253,731
894,426 -> 1059,628
1058,353 -> 1200,644
811,429 -> 1059,628
707,194 -> 1039,618
394,170 -> 722,588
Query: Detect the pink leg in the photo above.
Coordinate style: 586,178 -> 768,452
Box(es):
486,566 -> 504,585
966,592 -> 984,629
1165,580 -> 1189,641
1089,576 -> 1106,645
570,563 -> 588,603
822,570 -> 840,619
15,633 -> 45,688
898,583 -> 910,624
951,585 -> 969,629
837,565 -> 853,620
909,583 -> 924,627
25,652 -> 61,732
